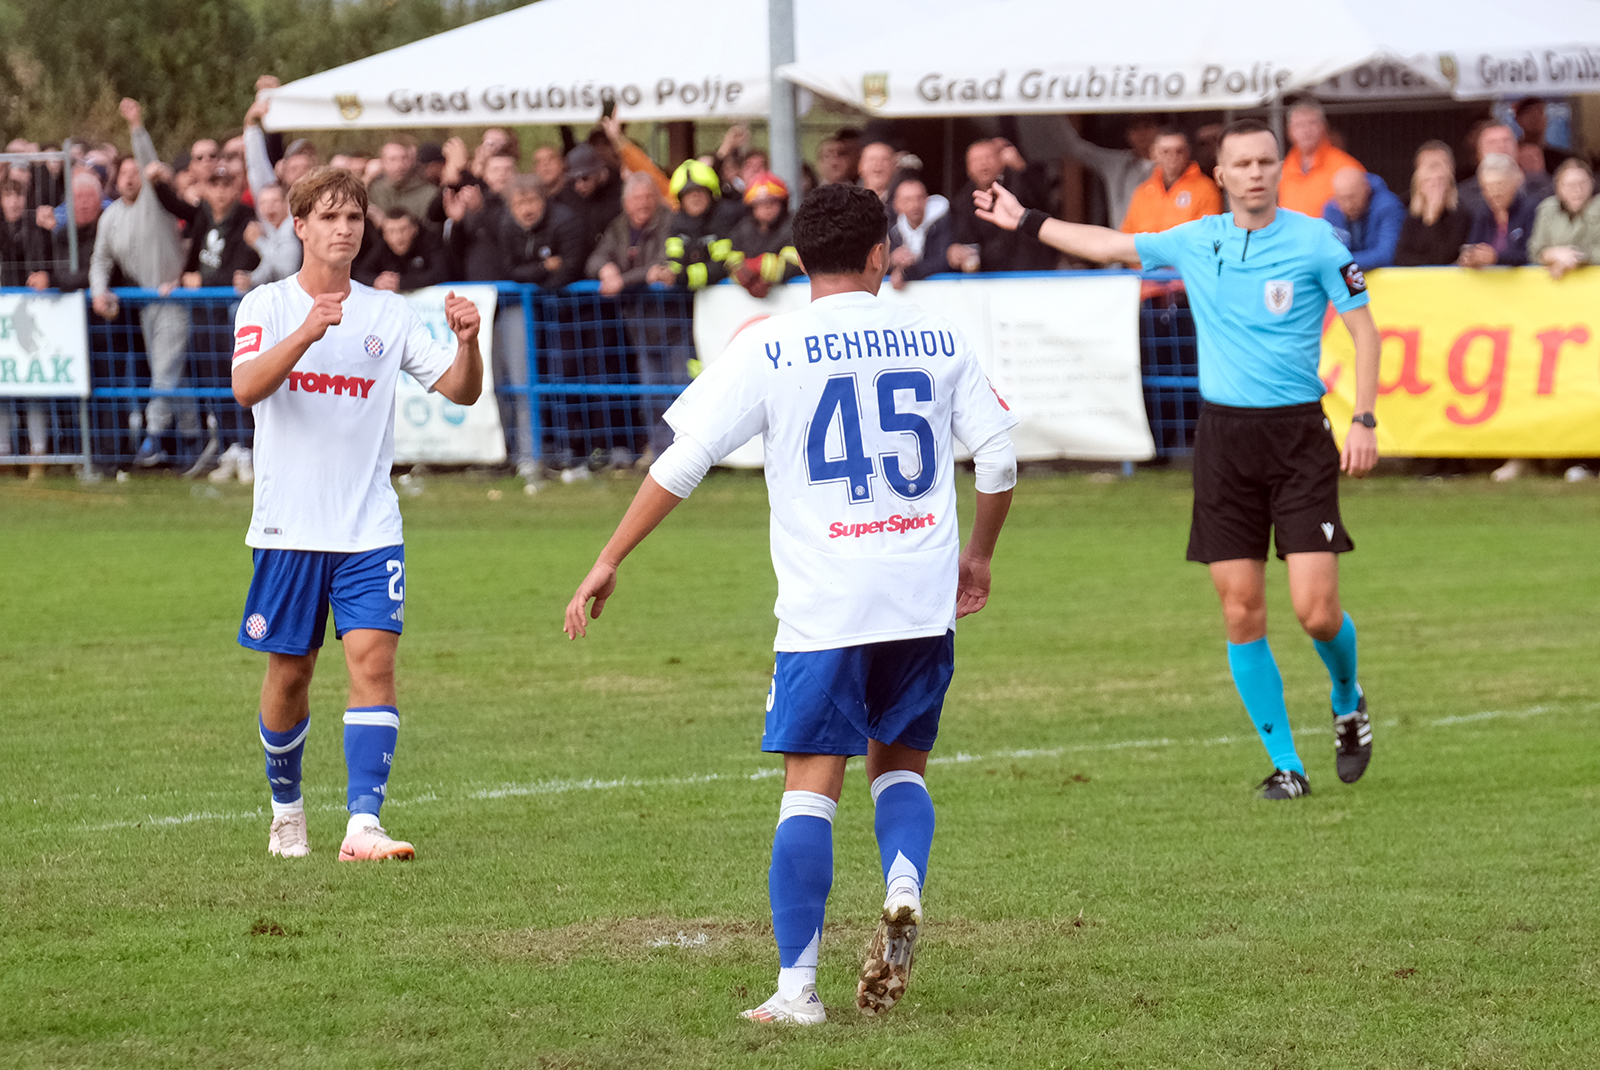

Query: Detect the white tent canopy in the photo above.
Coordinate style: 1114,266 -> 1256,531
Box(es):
781,0 -> 1600,116
1313,0 -> 1600,100
262,0 -> 771,131
780,0 -> 1421,116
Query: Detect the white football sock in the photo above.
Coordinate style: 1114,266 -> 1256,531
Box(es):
270,797 -> 304,820
346,812 -> 381,837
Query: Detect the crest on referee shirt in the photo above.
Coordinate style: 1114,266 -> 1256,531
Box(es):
1340,261 -> 1367,296
1264,280 -> 1294,315
364,335 -> 385,358
863,73 -> 889,109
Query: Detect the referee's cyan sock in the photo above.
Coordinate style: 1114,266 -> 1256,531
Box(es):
1312,611 -> 1361,715
769,790 -> 835,1001
1227,639 -> 1305,775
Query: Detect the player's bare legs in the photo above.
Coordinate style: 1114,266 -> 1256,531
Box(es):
257,651 -> 318,856
858,740 -> 933,1016
1288,553 -> 1370,781
260,650 -> 318,733
341,628 -> 398,707
334,628 -> 412,861
1209,558 -> 1304,794
1285,552 -> 1343,641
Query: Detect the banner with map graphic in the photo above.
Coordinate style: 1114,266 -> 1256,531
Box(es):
0,292 -> 91,398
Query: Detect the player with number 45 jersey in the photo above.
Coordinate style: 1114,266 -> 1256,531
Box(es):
565,184 -> 1017,1025
231,167 -> 484,864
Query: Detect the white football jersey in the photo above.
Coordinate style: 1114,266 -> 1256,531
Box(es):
232,276 -> 456,552
663,290 -> 1017,651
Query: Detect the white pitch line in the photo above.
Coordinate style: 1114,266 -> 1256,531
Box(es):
51,704 -> 1556,835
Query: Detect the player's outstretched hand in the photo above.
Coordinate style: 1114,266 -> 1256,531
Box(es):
445,291 -> 480,344
1341,424 -> 1378,478
973,183 -> 1023,231
955,551 -> 992,618
564,562 -> 618,639
301,291 -> 345,343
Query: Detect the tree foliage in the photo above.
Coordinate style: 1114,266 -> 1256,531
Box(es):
0,0 -> 529,156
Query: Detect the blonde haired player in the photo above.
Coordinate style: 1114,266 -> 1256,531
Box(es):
231,167 -> 482,860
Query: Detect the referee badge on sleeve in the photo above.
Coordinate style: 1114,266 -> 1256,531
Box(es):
1264,280 -> 1294,315
1340,261 -> 1367,296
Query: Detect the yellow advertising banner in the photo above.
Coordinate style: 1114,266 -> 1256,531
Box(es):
1319,266 -> 1600,456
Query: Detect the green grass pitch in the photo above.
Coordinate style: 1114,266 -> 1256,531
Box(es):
2,469 -> 1598,1069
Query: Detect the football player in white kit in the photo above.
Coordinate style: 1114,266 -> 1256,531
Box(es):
564,185 -> 1018,1023
230,167 -> 484,862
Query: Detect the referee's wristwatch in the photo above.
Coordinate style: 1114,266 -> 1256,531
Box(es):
1351,412 -> 1377,429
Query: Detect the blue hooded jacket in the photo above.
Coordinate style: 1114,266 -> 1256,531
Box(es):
1322,173 -> 1406,270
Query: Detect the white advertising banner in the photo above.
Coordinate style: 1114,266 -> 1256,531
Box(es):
693,275 -> 1154,467
0,292 -> 90,399
393,285 -> 505,465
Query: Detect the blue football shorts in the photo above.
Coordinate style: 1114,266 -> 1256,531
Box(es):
238,545 -> 405,656
762,631 -> 956,756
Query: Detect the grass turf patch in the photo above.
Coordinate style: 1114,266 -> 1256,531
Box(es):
1,469 -> 1598,1068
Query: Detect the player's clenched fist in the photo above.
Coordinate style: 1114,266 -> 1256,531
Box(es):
300,291 -> 345,342
444,291 -> 480,344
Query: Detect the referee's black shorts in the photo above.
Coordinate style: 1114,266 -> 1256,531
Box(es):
1186,400 -> 1354,564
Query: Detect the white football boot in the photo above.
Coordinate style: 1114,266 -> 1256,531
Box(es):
741,984 -> 826,1025
267,810 -> 310,857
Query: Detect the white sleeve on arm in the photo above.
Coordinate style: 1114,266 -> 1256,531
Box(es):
970,430 -> 1018,494
648,434 -> 717,498
243,126 -> 276,199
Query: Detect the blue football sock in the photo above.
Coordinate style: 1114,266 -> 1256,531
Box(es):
871,771 -> 934,904
260,715 -> 309,810
343,706 -> 399,819
1313,612 -> 1361,715
769,791 -> 835,999
1227,639 -> 1304,775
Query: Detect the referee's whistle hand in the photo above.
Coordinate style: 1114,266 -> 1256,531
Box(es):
973,183 -> 1021,231
1341,426 -> 1378,478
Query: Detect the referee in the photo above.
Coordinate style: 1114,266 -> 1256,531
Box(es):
976,118 -> 1380,800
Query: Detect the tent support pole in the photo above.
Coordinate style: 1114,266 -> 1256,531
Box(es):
1268,97 -> 1285,148
767,0 -> 801,208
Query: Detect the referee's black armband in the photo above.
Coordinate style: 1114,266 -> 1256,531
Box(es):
1018,209 -> 1048,242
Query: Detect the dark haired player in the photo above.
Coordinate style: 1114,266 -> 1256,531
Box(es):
231,167 -> 483,860
977,118 -> 1380,800
565,184 -> 1017,1022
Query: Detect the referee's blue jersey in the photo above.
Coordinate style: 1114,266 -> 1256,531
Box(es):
1135,210 -> 1370,408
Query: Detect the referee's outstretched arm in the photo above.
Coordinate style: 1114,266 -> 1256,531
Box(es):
974,183 -> 1138,265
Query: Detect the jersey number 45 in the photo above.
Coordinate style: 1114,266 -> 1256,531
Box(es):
805,371 -> 935,504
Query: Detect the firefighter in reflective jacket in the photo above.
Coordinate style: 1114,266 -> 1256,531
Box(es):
726,172 -> 802,298
663,160 -> 734,291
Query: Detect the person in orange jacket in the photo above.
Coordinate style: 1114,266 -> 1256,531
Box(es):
1278,100 -> 1364,217
1121,127 -> 1222,235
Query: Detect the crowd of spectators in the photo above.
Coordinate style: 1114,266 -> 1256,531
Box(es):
4,78 -> 1596,479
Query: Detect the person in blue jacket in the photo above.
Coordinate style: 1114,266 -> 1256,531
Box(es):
1323,168 -> 1405,270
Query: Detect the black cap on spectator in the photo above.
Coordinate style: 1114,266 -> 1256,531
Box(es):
567,144 -> 605,178
417,143 -> 445,165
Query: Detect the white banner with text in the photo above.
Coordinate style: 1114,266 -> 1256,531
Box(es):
693,274 -> 1154,468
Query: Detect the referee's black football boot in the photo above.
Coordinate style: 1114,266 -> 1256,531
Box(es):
1333,693 -> 1373,784
1258,768 -> 1311,800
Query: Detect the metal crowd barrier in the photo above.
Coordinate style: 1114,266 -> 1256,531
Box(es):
0,275 -> 1201,474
